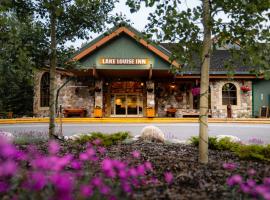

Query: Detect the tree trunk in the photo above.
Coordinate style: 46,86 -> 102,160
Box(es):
199,0 -> 211,164
49,9 -> 57,138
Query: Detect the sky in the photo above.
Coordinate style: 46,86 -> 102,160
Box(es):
71,0 -> 202,48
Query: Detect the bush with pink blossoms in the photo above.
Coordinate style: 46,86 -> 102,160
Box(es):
0,137 -> 173,200
225,164 -> 270,200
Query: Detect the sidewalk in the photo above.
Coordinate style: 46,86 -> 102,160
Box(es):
0,117 -> 270,124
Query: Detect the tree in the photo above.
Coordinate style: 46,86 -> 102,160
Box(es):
0,10 -> 49,116
6,0 -> 118,137
127,0 -> 270,163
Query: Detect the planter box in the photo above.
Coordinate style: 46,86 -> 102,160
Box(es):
94,108 -> 102,118
146,108 -> 155,118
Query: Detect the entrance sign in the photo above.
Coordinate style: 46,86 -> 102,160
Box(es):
100,58 -> 149,65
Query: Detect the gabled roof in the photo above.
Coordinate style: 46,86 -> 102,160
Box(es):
161,43 -> 255,75
72,23 -> 179,67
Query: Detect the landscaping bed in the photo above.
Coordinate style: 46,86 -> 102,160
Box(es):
11,139 -> 270,200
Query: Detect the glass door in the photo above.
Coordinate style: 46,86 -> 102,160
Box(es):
111,94 -> 143,117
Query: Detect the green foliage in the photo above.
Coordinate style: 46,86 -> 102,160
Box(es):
74,132 -> 131,146
235,144 -> 270,162
190,136 -> 270,162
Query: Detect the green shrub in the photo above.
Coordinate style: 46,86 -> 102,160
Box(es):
189,136 -> 270,162
235,144 -> 270,162
74,131 -> 131,146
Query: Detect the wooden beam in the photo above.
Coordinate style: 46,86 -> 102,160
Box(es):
149,64 -> 153,80
93,66 -> 98,78
175,75 -> 258,79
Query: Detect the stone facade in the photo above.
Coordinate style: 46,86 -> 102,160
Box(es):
34,70 -> 252,118
210,80 -> 252,118
33,70 -> 95,117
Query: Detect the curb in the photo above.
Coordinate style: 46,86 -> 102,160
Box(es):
0,118 -> 270,124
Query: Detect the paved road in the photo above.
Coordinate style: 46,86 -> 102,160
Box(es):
1,123 -> 270,143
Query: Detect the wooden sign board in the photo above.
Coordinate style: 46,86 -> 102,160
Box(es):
259,106 -> 269,118
100,58 -> 149,65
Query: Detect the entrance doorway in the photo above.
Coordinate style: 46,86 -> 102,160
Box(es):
111,94 -> 143,117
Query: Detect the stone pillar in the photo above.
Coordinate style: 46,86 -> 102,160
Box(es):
146,81 -> 155,110
94,80 -> 103,109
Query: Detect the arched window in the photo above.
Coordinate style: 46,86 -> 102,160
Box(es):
222,83 -> 237,105
40,72 -> 50,107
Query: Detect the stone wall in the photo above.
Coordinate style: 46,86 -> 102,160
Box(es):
210,80 -> 252,118
33,70 -> 95,117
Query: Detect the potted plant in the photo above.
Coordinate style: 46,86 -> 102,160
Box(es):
191,87 -> 200,96
240,85 -> 251,93
94,106 -> 102,118
146,106 -> 155,118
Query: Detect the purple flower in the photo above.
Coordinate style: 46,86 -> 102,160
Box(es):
92,139 -> 102,146
79,153 -> 89,161
91,176 -> 102,187
246,179 -> 256,188
222,162 -> 237,171
136,164 -> 145,176
227,174 -> 243,187
121,182 -> 132,193
164,172 -> 174,184
0,181 -> 9,192
48,140 -> 60,154
70,160 -> 81,170
263,178 -> 270,186
98,147 -> 106,154
0,160 -> 17,177
101,158 -> 113,171
118,170 -> 128,179
27,172 -> 47,191
144,161 -> 153,171
131,150 -> 140,159
80,185 -> 93,197
129,168 -> 138,177
240,183 -> 251,193
99,184 -> 111,195
50,173 -> 74,193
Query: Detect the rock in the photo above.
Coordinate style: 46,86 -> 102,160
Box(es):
216,135 -> 241,143
166,139 -> 188,144
140,126 -> 165,143
0,131 -> 15,142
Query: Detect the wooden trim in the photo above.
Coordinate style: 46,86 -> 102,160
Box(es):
175,75 -> 258,79
72,27 -> 180,67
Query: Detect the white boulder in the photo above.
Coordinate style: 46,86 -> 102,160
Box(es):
216,135 -> 241,143
140,126 -> 165,143
0,131 -> 15,142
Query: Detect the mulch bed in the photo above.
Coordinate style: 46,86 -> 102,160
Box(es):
19,140 -> 270,200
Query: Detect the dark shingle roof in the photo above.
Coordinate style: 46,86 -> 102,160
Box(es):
160,43 -> 255,75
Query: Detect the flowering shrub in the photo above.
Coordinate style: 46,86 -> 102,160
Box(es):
0,137 -> 173,199
240,85 -> 251,92
191,87 -> 200,96
225,167 -> 270,200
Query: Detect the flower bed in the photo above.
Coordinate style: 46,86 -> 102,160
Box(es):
0,136 -> 269,199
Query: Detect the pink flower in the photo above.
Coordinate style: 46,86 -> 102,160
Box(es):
144,161 -> 153,171
79,153 -> 89,161
80,185 -> 93,197
131,150 -> 140,158
136,164 -> 145,176
248,169 -> 256,176
227,174 -> 243,187
27,172 -> 47,191
121,182 -> 132,193
101,158 -> 113,171
48,140 -> 60,154
164,172 -> 174,184
0,160 -> 17,176
91,176 -> 102,187
99,184 -> 111,195
92,139 -> 102,146
222,162 -> 237,170
98,147 -> 106,154
70,160 -> 81,170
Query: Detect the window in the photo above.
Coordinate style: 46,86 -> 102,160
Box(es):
222,83 -> 237,105
40,72 -> 50,107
